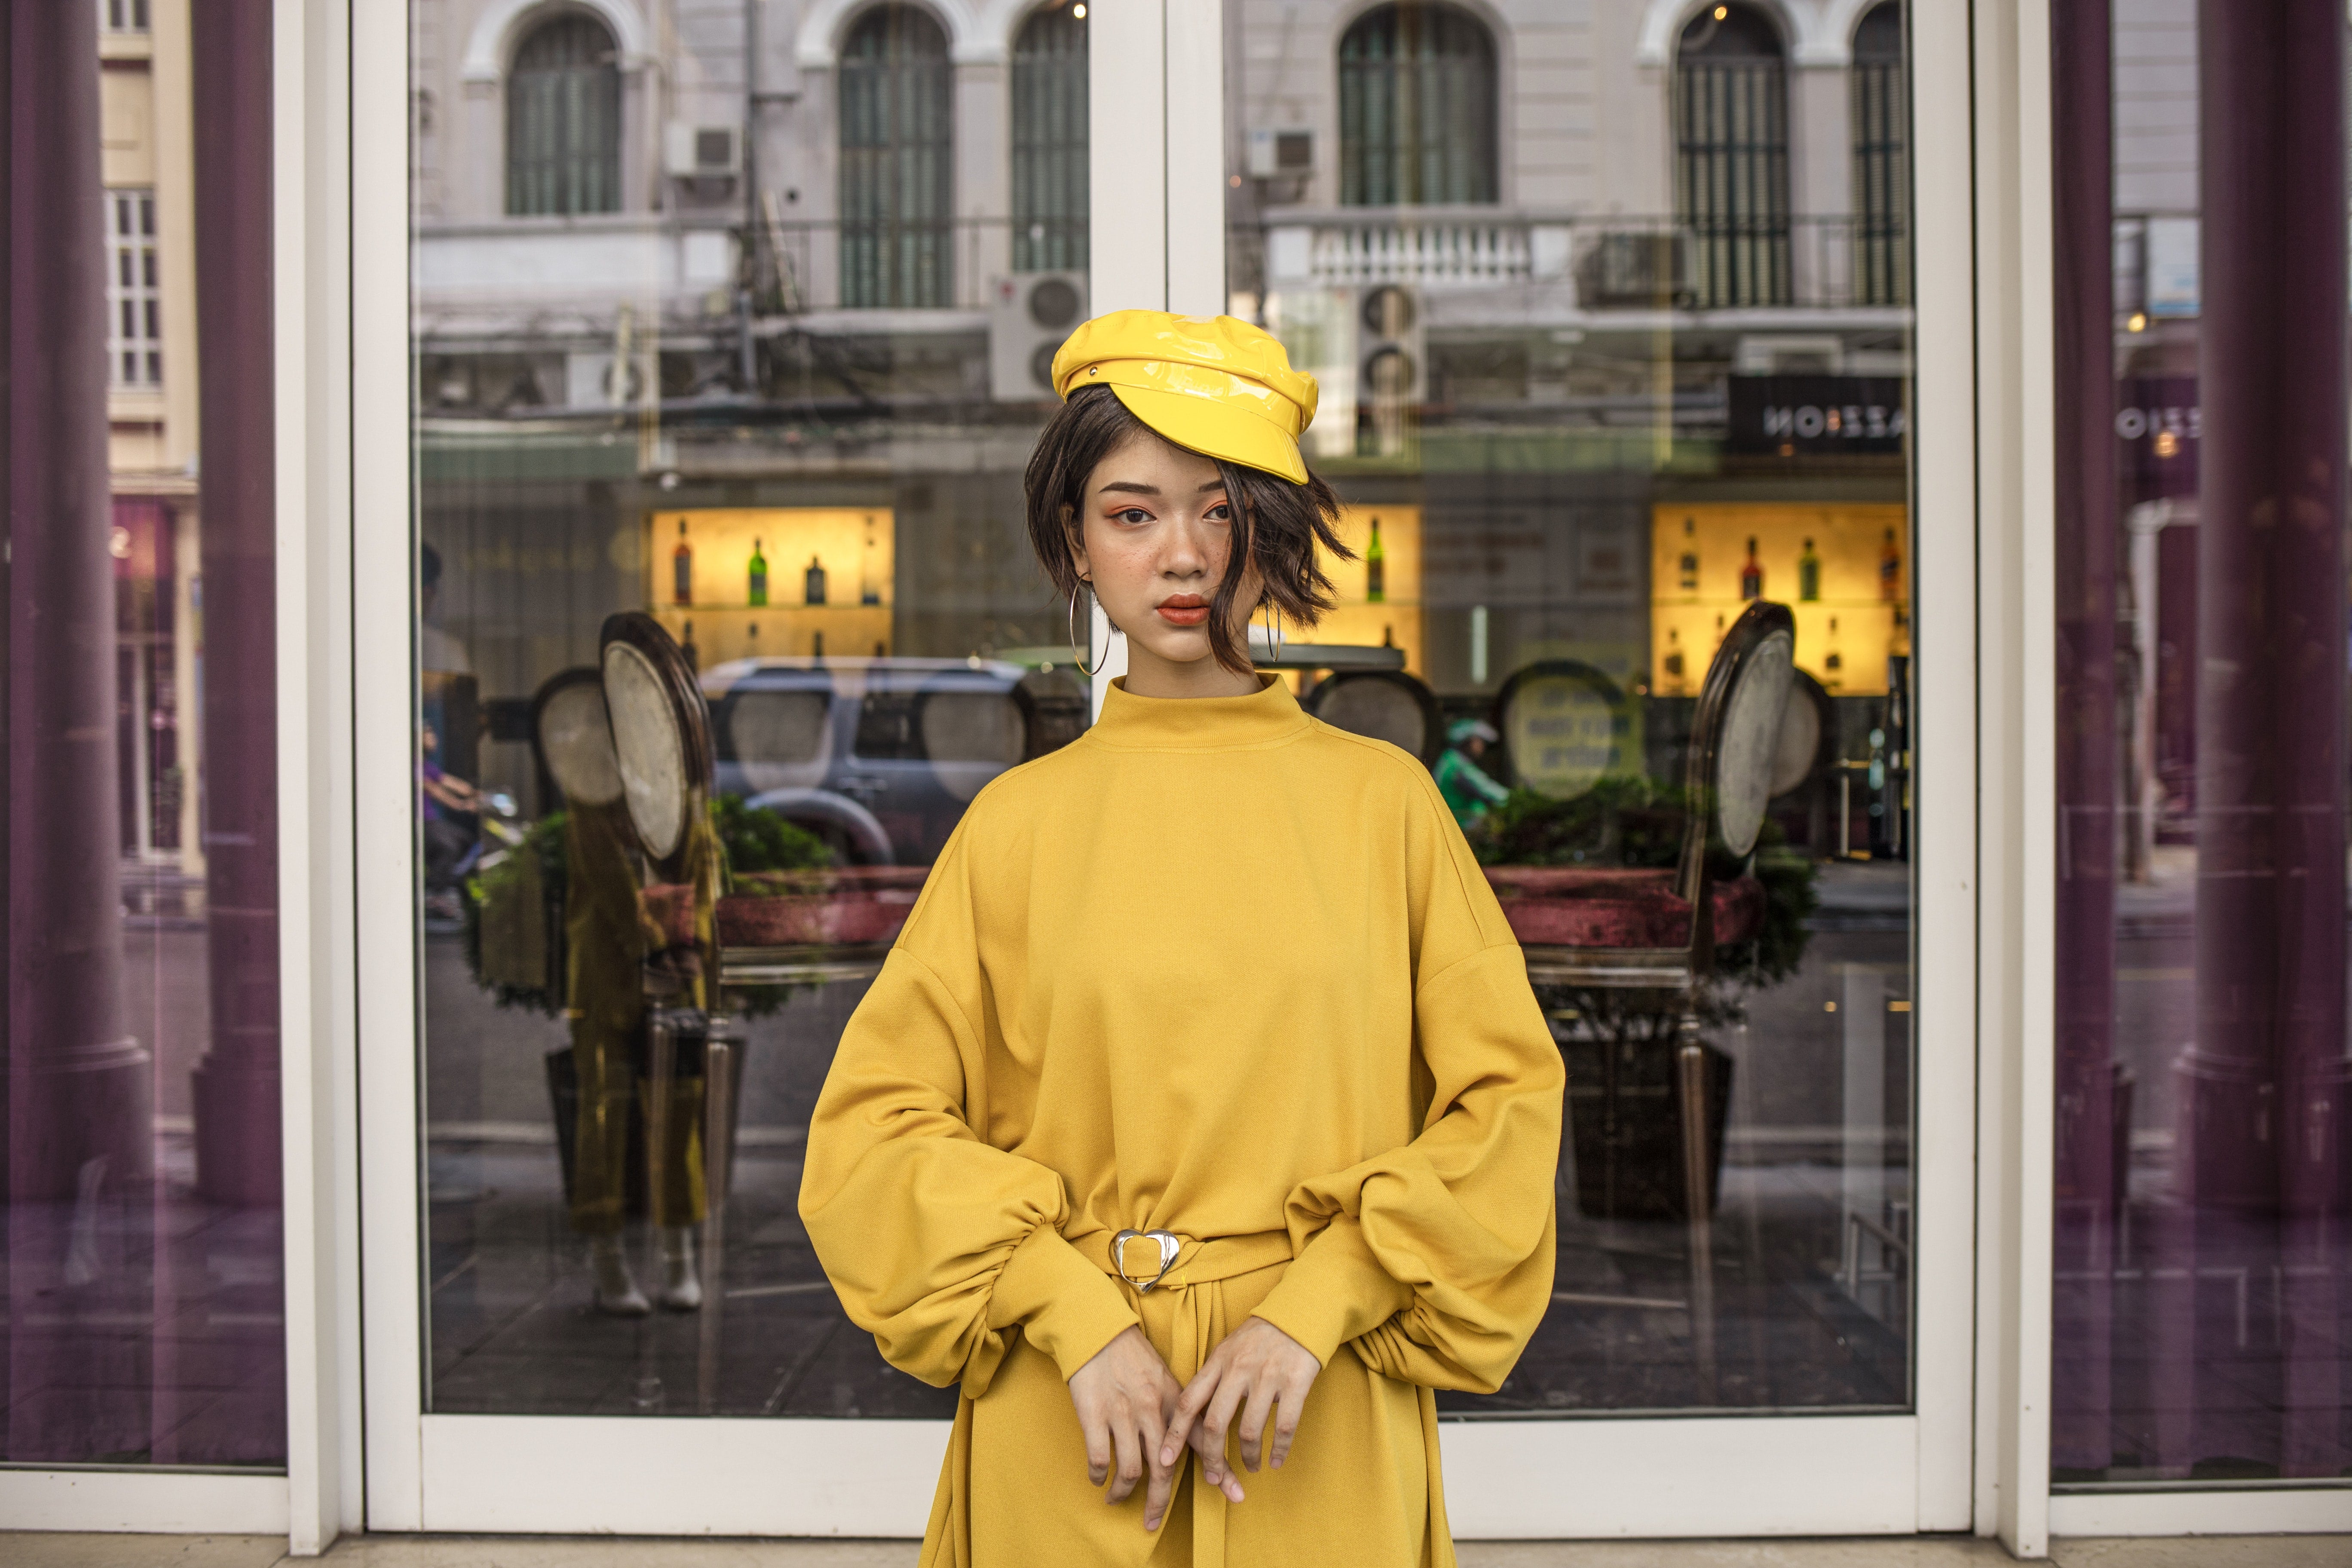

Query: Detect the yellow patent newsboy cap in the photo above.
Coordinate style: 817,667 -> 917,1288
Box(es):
1051,310 -> 1319,484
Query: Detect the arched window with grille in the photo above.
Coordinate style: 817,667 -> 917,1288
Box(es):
1673,3 -> 1790,307
1338,2 -> 1498,207
839,4 -> 953,307
1011,4 -> 1087,273
1851,3 -> 1910,306
506,13 -> 621,216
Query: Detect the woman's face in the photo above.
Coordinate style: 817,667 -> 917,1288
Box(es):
1068,430 -> 1262,696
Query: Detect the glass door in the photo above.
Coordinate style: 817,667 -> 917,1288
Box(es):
357,0 -> 1975,1537
1218,0 -> 1972,1535
360,0 -> 1110,1533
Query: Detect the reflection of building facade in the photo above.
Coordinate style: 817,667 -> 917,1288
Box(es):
101,0 -> 204,876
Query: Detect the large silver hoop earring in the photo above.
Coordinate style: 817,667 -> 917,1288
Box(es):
1070,584 -> 1109,677
1259,598 -> 1284,662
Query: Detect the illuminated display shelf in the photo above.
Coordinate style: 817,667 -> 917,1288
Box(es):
1272,505 -> 1426,677
1650,502 -> 1909,697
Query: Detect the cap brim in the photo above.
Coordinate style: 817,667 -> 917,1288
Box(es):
1107,383 -> 1309,485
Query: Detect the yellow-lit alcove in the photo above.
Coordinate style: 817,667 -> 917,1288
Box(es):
1648,503 -> 1909,697
1276,504 -> 1426,676
648,508 -> 894,665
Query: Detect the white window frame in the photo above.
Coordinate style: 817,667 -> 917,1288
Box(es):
104,187 -> 163,388
23,0 -> 2349,1553
354,0 -> 1975,1540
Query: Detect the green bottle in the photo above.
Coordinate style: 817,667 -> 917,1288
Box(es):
747,537 -> 769,606
1365,517 -> 1387,603
1798,538 -> 1821,602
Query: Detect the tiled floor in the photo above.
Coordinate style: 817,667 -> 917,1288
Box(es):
9,1534 -> 2351,1567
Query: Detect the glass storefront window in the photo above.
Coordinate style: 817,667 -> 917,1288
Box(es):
1228,0 -> 1918,1413
4,0 -> 285,1467
413,0 -> 1090,1418
2050,1 -> 2351,1488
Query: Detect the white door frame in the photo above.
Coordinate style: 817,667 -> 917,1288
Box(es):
348,0 -> 1978,1541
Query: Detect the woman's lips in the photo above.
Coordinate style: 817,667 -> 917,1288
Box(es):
1155,597 -> 1210,627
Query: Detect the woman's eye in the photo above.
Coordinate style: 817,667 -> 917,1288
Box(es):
1115,508 -> 1151,524
1207,504 -> 1232,521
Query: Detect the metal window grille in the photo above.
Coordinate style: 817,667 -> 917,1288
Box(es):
505,16 -> 621,217
1673,7 -> 1792,308
839,5 -> 953,308
103,0 -> 150,33
1851,4 -> 1911,307
1011,9 -> 1087,273
105,188 -> 161,388
1338,3 -> 1498,207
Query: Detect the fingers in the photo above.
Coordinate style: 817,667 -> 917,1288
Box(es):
1198,1372 -> 1251,1491
1106,1410 -> 1146,1504
1141,1434 -> 1177,1531
1081,1403 -> 1112,1490
1235,1377 -> 1280,1474
1267,1366 -> 1310,1470
1164,1362 -> 1222,1470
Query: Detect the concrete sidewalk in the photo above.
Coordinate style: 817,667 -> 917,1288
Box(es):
8,1536 -> 2347,1566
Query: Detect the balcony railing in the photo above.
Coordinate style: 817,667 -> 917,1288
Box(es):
1241,208 -> 1911,311
413,214 -> 1087,322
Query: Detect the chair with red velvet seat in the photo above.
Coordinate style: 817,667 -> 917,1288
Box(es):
1489,600 -> 1797,1401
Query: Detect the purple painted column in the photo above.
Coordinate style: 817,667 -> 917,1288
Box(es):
2185,0 -> 2348,1478
6,0 -> 153,1201
188,0 -> 281,1207
5,0 -> 155,1465
2049,0 -> 2118,1477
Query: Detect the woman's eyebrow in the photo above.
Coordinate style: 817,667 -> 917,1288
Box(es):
1099,480 -> 1161,496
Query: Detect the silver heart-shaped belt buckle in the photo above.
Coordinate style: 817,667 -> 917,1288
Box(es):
1109,1229 -> 1182,1294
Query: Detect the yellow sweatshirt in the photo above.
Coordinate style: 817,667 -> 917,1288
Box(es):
799,674 -> 1562,1568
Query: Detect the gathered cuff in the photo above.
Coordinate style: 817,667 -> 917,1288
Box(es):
1250,1215 -> 1414,1368
988,1223 -> 1141,1381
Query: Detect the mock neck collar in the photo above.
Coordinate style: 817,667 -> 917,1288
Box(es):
1087,674 -> 1311,752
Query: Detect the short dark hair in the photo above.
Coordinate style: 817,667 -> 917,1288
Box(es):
1023,386 -> 1351,675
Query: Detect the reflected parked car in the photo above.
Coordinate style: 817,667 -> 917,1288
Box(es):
700,655 -> 1088,865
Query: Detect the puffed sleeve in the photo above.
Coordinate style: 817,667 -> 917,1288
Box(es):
797,825 -> 1140,1397
1250,768 -> 1563,1391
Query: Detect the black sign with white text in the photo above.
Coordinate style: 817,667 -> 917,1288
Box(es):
1726,376 -> 1908,455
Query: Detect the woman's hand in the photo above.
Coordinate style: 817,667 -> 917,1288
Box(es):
1066,1326 -> 1186,1529
1162,1315 -> 1320,1500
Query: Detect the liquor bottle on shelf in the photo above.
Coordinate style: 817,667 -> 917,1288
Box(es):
1823,616 -> 1844,690
1740,537 -> 1764,600
805,554 -> 828,606
873,640 -> 888,658
812,629 -> 826,662
1880,528 -> 1902,601
680,619 -> 698,673
1381,624 -> 1394,648
747,538 -> 769,607
860,517 -> 880,605
746,620 -> 760,663
1798,538 -> 1821,601
1662,626 -> 1686,688
1677,518 -> 1700,593
672,520 -> 693,605
1365,517 -> 1386,603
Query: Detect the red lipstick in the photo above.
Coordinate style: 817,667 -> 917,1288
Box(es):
1156,594 -> 1210,627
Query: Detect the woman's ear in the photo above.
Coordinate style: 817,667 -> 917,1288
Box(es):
1061,503 -> 1089,582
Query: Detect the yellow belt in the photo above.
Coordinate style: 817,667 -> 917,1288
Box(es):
1070,1227 -> 1296,1566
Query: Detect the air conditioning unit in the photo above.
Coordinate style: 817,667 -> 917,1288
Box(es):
1357,282 -> 1423,456
1578,231 -> 1695,309
665,122 -> 741,180
989,271 -> 1088,402
1246,128 -> 1315,179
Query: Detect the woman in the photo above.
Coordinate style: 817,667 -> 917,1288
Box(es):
799,312 -> 1562,1566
